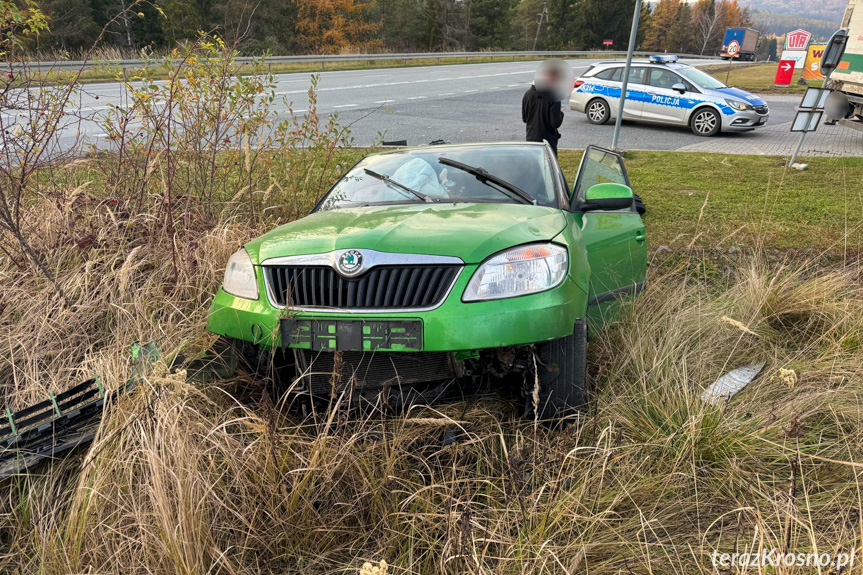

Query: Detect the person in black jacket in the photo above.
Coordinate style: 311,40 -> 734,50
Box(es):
522,67 -> 564,155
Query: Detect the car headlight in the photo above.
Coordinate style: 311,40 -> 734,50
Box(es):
463,243 -> 568,302
222,248 -> 259,300
725,99 -> 753,111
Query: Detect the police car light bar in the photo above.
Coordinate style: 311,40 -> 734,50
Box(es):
649,55 -> 679,63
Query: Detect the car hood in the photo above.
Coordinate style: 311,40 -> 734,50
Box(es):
710,86 -> 767,106
247,202 -> 568,265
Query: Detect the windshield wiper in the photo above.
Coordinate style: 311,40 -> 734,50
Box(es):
437,157 -> 535,205
363,168 -> 432,203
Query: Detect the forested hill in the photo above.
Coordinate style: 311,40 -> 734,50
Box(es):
742,0 -> 845,24
751,10 -> 843,39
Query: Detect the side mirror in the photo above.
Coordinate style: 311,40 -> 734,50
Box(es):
579,183 -> 634,211
672,82 -> 687,94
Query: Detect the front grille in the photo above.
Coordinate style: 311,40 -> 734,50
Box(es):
265,265 -> 460,309
298,349 -> 454,394
754,105 -> 768,114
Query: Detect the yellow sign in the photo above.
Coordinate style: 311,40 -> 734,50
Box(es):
802,44 -> 826,82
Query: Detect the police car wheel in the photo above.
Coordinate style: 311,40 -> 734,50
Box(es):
691,108 -> 721,136
586,99 -> 610,125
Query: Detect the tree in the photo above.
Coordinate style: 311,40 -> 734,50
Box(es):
666,0 -> 695,53
643,0 -> 679,52
693,0 -> 721,55
515,0 -> 547,50
468,0 -> 518,50
293,0 -> 382,53
38,0 -> 100,51
570,0 -> 641,51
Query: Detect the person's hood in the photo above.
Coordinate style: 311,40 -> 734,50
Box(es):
710,86 -> 766,106
247,202 -> 568,265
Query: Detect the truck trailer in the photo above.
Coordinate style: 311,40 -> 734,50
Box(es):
828,0 -> 863,130
720,27 -> 760,61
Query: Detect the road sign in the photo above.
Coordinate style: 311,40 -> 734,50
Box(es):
603,39 -> 613,46
785,29 -> 812,51
775,59 -> 796,86
727,40 -> 740,57
800,86 -> 831,109
802,44 -> 826,82
821,29 -> 849,74
791,110 -> 822,132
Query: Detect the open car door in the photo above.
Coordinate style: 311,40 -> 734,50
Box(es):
570,146 -> 647,327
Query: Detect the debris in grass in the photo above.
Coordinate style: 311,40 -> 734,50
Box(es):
779,368 -> 798,388
701,362 -> 766,405
359,560 -> 388,575
720,315 -> 758,336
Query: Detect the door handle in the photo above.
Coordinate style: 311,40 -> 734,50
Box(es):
635,231 -> 646,243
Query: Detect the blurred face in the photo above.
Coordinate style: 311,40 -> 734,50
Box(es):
825,91 -> 849,120
533,59 -> 575,102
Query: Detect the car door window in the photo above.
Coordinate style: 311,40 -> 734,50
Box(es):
571,146 -> 631,206
648,68 -> 686,90
627,67 -> 647,85
595,67 -> 622,81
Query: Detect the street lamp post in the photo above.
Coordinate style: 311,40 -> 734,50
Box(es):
611,0 -> 643,150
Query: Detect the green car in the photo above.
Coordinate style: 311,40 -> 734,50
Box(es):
207,143 -> 646,417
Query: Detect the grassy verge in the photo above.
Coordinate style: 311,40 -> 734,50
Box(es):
559,150 -> 862,251
1,147 -> 862,574
700,62 -> 820,94
23,54 -> 571,85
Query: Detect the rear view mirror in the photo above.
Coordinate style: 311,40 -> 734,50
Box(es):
672,83 -> 687,93
580,183 -> 633,211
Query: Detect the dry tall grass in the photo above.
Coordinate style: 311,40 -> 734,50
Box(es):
2,225 -> 862,574
1,40 -> 861,575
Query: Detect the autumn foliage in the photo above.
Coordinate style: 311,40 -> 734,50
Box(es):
293,0 -> 383,54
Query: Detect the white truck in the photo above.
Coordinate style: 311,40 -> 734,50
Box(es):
828,0 -> 863,129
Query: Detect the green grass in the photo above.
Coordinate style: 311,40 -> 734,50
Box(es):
699,62 -> 818,93
23,54 -> 564,85
556,150 -> 863,251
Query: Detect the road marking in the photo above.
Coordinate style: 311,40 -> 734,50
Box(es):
265,70 -> 536,97
373,99 -> 395,104
438,92 -> 455,96
332,104 -> 357,108
464,89 -> 478,93
406,96 -> 426,100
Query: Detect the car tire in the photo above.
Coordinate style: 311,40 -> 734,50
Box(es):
586,98 -> 611,125
532,319 -> 588,421
690,107 -> 721,136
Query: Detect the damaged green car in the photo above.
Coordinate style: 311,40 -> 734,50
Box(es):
207,143 -> 646,417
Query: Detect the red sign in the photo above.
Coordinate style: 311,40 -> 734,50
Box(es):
785,29 -> 812,51
727,40 -> 740,57
774,59 -> 795,86
603,39 -> 613,46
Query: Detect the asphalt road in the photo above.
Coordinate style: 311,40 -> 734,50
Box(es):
45,57 -> 804,153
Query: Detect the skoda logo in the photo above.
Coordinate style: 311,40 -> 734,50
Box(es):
337,250 -> 364,276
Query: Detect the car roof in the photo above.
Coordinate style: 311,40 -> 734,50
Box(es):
589,60 -> 689,71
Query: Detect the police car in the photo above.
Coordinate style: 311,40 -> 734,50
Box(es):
569,55 -> 769,136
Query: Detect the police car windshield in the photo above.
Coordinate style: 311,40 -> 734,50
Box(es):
676,67 -> 727,90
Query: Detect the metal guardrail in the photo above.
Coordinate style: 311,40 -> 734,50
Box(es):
15,50 -> 720,71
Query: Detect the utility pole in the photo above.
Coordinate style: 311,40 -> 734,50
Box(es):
533,3 -> 548,51
611,0 -> 642,150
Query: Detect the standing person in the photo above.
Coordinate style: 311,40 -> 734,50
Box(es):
522,67 -> 565,155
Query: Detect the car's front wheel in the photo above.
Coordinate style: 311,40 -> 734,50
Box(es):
531,319 -> 588,421
586,98 -> 611,125
690,108 -> 721,136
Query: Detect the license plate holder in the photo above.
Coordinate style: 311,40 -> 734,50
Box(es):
281,319 -> 422,352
